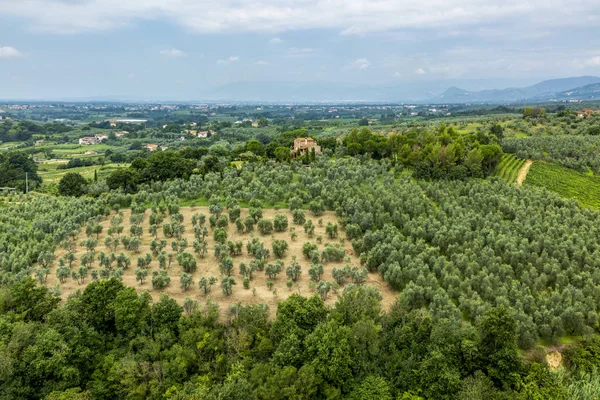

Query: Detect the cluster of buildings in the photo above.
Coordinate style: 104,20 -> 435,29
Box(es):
145,144 -> 168,152
78,131 -> 128,145
234,118 -> 261,127
185,129 -> 215,138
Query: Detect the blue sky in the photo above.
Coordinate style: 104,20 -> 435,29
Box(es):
1,0 -> 600,100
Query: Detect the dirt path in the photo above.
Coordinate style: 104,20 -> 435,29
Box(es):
516,160 -> 533,186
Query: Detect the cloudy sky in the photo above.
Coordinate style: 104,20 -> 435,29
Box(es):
1,0 -> 600,100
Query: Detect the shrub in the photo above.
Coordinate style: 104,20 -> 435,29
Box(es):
292,209 -> 306,225
177,252 -> 197,273
273,214 -> 289,232
321,244 -> 345,263
152,270 -> 171,289
257,219 -> 274,235
272,239 -> 289,258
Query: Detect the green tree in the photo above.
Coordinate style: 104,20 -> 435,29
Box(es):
180,272 -> 193,291
106,168 -> 139,193
286,260 -> 302,282
273,214 -> 289,232
272,239 -> 289,258
199,276 -> 218,295
274,146 -> 291,162
221,276 -> 236,296
136,268 -> 148,285
58,172 -> 87,197
477,306 -> 523,389
258,219 -> 274,235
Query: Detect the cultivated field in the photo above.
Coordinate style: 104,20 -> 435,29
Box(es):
46,206 -> 396,319
525,161 -> 600,209
37,162 -> 128,182
494,154 -> 526,184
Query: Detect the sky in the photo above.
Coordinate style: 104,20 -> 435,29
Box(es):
1,0 -> 600,100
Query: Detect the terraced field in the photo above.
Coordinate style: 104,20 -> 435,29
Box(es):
494,154 -> 526,184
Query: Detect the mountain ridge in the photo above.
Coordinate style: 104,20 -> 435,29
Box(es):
437,76 -> 600,103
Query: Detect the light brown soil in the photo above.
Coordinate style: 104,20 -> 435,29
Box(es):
516,160 -> 533,186
546,350 -> 563,371
45,206 -> 396,320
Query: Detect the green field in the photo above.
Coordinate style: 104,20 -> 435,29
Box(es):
37,162 -> 128,182
494,154 -> 525,184
525,161 -> 600,208
36,143 -> 113,158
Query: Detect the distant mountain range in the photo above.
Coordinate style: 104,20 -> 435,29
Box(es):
436,76 -> 600,103
200,76 -> 600,104
556,82 -> 600,100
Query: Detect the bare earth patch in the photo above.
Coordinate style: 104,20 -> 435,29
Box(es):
516,160 -> 533,186
46,206 -> 396,320
546,350 -> 563,371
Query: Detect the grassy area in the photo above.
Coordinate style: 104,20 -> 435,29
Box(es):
451,122 -> 482,135
38,162 -> 128,182
525,161 -> 600,209
494,154 -> 525,184
36,143 -> 113,158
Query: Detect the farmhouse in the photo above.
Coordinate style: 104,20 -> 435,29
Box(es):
79,136 -> 98,145
145,144 -> 158,152
95,134 -> 109,142
577,109 -> 598,118
293,137 -> 322,155
252,121 -> 260,127
115,131 -> 128,137
160,146 -> 169,151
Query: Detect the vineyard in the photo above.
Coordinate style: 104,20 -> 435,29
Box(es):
493,154 -> 525,184
525,161 -> 600,209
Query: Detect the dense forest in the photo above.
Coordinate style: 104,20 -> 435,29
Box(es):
0,120 -> 73,143
3,276 -> 599,400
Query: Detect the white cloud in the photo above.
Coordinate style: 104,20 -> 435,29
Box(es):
286,48 -> 316,57
345,58 -> 370,71
393,71 -> 402,78
584,56 -> 600,66
7,0 -> 590,36
0,46 -> 23,59
217,56 -> 240,64
269,37 -> 283,44
415,67 -> 426,75
160,48 -> 187,58
255,60 -> 270,65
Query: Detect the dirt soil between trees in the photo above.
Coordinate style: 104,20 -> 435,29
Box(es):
46,206 -> 397,320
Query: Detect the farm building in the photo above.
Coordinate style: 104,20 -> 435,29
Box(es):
79,137 -> 98,145
293,137 -> 322,155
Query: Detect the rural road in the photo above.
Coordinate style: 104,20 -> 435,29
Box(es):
516,160 -> 533,186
